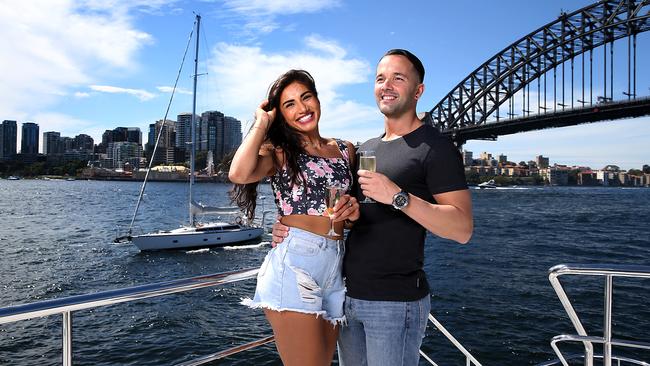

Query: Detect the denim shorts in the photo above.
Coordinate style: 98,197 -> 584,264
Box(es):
241,227 -> 346,325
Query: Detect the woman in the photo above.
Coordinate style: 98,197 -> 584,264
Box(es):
229,69 -> 359,366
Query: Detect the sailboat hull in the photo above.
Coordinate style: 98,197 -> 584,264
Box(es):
132,223 -> 264,251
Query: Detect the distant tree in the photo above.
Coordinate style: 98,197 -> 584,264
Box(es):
195,151 -> 207,171
628,169 -> 642,176
465,171 -> 480,184
643,164 -> 650,174
568,169 -> 579,185
494,175 -> 510,186
518,161 -> 528,168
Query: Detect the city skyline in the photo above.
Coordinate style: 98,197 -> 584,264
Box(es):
1,1 -> 648,169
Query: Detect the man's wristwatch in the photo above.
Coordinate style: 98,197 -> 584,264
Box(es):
392,190 -> 410,210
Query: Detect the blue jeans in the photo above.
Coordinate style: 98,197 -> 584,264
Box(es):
338,295 -> 431,366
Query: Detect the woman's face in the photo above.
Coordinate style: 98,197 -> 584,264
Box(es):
278,81 -> 320,134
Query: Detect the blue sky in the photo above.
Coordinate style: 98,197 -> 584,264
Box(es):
1,0 -> 648,169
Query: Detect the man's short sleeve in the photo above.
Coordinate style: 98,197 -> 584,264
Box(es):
425,137 -> 468,195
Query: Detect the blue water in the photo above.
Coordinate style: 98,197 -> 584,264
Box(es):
0,180 -> 649,365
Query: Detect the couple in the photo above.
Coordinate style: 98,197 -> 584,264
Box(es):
229,49 -> 473,366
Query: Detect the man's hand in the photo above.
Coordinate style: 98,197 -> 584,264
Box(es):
271,219 -> 289,247
358,169 -> 400,205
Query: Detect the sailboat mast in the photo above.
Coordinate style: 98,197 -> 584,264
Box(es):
189,14 -> 200,227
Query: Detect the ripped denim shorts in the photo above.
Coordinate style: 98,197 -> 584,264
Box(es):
241,227 -> 346,325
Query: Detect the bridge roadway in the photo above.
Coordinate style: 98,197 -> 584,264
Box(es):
434,97 -> 650,144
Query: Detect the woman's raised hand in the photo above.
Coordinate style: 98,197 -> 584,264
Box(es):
255,100 -> 276,132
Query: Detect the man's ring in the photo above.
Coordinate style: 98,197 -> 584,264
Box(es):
348,202 -> 353,208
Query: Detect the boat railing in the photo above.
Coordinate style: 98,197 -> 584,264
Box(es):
0,266 -> 482,366
540,264 -> 650,366
0,268 -> 264,366
420,313 -> 483,366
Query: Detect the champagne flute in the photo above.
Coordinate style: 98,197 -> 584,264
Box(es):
359,150 -> 376,203
325,186 -> 344,236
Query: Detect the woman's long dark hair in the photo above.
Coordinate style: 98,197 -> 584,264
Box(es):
230,69 -> 319,220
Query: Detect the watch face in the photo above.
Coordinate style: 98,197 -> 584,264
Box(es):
394,193 -> 408,208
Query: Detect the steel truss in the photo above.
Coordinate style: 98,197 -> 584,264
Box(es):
427,0 -> 650,140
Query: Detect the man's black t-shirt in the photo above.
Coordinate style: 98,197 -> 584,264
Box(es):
344,124 -> 467,301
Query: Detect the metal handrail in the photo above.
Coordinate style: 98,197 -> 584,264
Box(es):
547,264 -> 650,366
420,313 -> 483,366
0,263 -> 484,366
0,268 -> 263,366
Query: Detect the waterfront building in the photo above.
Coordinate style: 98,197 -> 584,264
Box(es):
200,110 -> 223,153
43,131 -> 63,155
535,155 -> 549,169
176,113 -> 195,160
21,122 -> 39,155
107,141 -> 143,170
146,120 -> 176,166
0,120 -> 17,159
74,134 -> 94,153
540,165 -> 569,185
222,116 -> 242,161
461,150 -> 473,166
199,110 -> 242,162
97,127 -> 142,155
577,171 -> 599,186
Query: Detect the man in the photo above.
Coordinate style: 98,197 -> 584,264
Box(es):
272,49 -> 473,365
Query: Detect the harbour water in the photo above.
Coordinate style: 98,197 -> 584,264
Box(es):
1,180 -> 649,365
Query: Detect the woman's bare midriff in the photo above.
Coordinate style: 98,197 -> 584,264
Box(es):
281,214 -> 344,240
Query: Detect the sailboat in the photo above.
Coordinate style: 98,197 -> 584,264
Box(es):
119,15 -> 264,251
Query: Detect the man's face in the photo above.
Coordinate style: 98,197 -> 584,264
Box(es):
374,55 -> 423,118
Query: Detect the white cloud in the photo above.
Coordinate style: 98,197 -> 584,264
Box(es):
206,35 -> 381,142
0,0 -> 155,121
157,86 -> 193,95
74,92 -> 91,98
90,85 -> 156,101
220,0 -> 341,36
222,0 -> 340,14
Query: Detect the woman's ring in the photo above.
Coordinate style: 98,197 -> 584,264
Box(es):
348,202 -> 353,208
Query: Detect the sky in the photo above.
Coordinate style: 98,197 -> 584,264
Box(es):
1,0 -> 648,169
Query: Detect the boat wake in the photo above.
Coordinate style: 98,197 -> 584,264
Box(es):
224,241 -> 270,250
185,248 -> 210,254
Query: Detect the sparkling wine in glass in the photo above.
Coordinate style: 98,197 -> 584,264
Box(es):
326,186 -> 343,236
359,150 -> 376,203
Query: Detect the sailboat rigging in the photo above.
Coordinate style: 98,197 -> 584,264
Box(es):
115,14 -> 264,250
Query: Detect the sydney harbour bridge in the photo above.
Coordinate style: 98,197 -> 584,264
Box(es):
423,0 -> 650,146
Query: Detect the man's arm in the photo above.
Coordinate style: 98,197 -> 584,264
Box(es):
358,170 -> 473,244
402,189 -> 473,244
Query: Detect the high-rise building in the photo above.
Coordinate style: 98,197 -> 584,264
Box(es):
127,128 -> 142,145
535,155 -> 549,169
21,122 -> 39,155
74,134 -> 94,152
176,113 -> 195,159
498,154 -> 508,164
201,110 -> 224,153
97,127 -> 141,154
107,141 -> 143,169
461,150 -> 473,166
222,116 -> 242,159
147,120 -> 176,166
0,120 -> 18,159
43,131 -> 63,155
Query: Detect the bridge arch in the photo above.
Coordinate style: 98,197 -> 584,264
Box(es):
427,0 -> 650,142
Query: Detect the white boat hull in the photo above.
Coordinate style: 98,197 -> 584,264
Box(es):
132,222 -> 264,251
